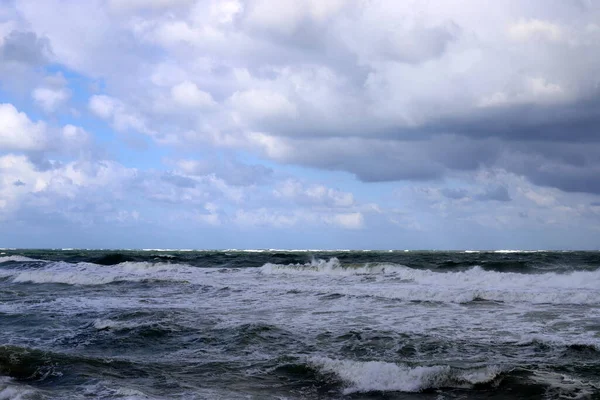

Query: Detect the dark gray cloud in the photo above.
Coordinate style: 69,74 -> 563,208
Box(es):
441,186 -> 511,202
1,30 -> 52,65
475,186 -> 511,202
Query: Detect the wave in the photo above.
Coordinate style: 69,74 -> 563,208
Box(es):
516,334 -> 600,352
308,357 -> 503,393
0,256 -> 43,264
260,257 -> 399,275
494,250 -> 547,253
260,259 -> 600,304
92,318 -> 154,331
0,377 -> 44,400
8,261 -> 202,286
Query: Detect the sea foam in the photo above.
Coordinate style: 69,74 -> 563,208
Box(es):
308,357 -> 503,393
260,257 -> 397,275
9,261 -> 201,285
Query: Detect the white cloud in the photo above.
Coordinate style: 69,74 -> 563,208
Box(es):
0,103 -> 47,151
32,86 -> 70,112
244,0 -> 344,34
108,0 -> 194,13
89,95 -> 117,119
274,179 -> 354,208
61,124 -> 92,154
478,77 -> 566,107
170,81 -> 215,108
229,89 -> 297,121
328,212 -> 364,229
89,94 -> 153,134
508,19 -> 563,42
233,208 -> 301,228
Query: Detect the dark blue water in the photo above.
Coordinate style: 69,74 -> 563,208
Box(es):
1,250 -> 599,399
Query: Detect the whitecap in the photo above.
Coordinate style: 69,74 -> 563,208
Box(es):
260,257 -> 399,276
0,377 -> 45,400
308,357 -> 503,393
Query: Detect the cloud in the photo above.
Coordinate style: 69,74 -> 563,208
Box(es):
89,95 -> 153,134
170,81 -> 216,108
327,212 -> 364,229
274,179 -> 354,207
2,0 -> 600,248
32,74 -> 71,113
475,186 -> 511,202
229,89 -> 298,122
173,158 -> 273,186
0,103 -> 47,151
441,186 -> 511,202
107,0 -> 195,13
508,19 -> 563,42
0,30 -> 52,64
88,95 -> 117,119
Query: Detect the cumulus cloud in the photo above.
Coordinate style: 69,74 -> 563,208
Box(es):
0,103 -> 47,151
170,81 -> 216,108
33,87 -> 70,112
274,179 -> 354,208
32,73 -> 71,113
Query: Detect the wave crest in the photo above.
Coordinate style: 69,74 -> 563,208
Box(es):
260,258 -> 402,275
308,357 -> 503,393
9,261 -> 199,285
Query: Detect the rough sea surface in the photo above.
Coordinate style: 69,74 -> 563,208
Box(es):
0,249 -> 599,399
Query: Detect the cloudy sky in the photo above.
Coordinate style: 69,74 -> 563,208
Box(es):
0,0 -> 599,249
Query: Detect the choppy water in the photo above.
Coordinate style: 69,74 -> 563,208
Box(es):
0,249 -> 599,399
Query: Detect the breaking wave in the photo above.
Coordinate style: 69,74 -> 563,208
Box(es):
516,334 -> 600,352
260,257 -> 401,275
7,261 -> 203,286
308,357 -> 504,393
260,258 -> 600,305
0,377 -> 44,400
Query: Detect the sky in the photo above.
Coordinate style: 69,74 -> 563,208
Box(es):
0,0 -> 600,250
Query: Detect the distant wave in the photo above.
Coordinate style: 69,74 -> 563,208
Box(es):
494,250 -> 547,253
308,357 -> 504,393
0,256 -> 44,263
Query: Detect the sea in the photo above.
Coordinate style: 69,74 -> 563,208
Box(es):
0,249 -> 599,399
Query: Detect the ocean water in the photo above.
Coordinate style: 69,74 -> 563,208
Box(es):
0,250 -> 599,399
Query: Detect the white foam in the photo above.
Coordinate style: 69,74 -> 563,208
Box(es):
309,357 -> 502,393
260,259 -> 600,304
93,318 -> 148,330
528,370 -> 599,399
10,261 -> 202,285
516,334 -> 600,351
494,250 -> 546,253
261,258 -> 397,276
0,377 -> 45,400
